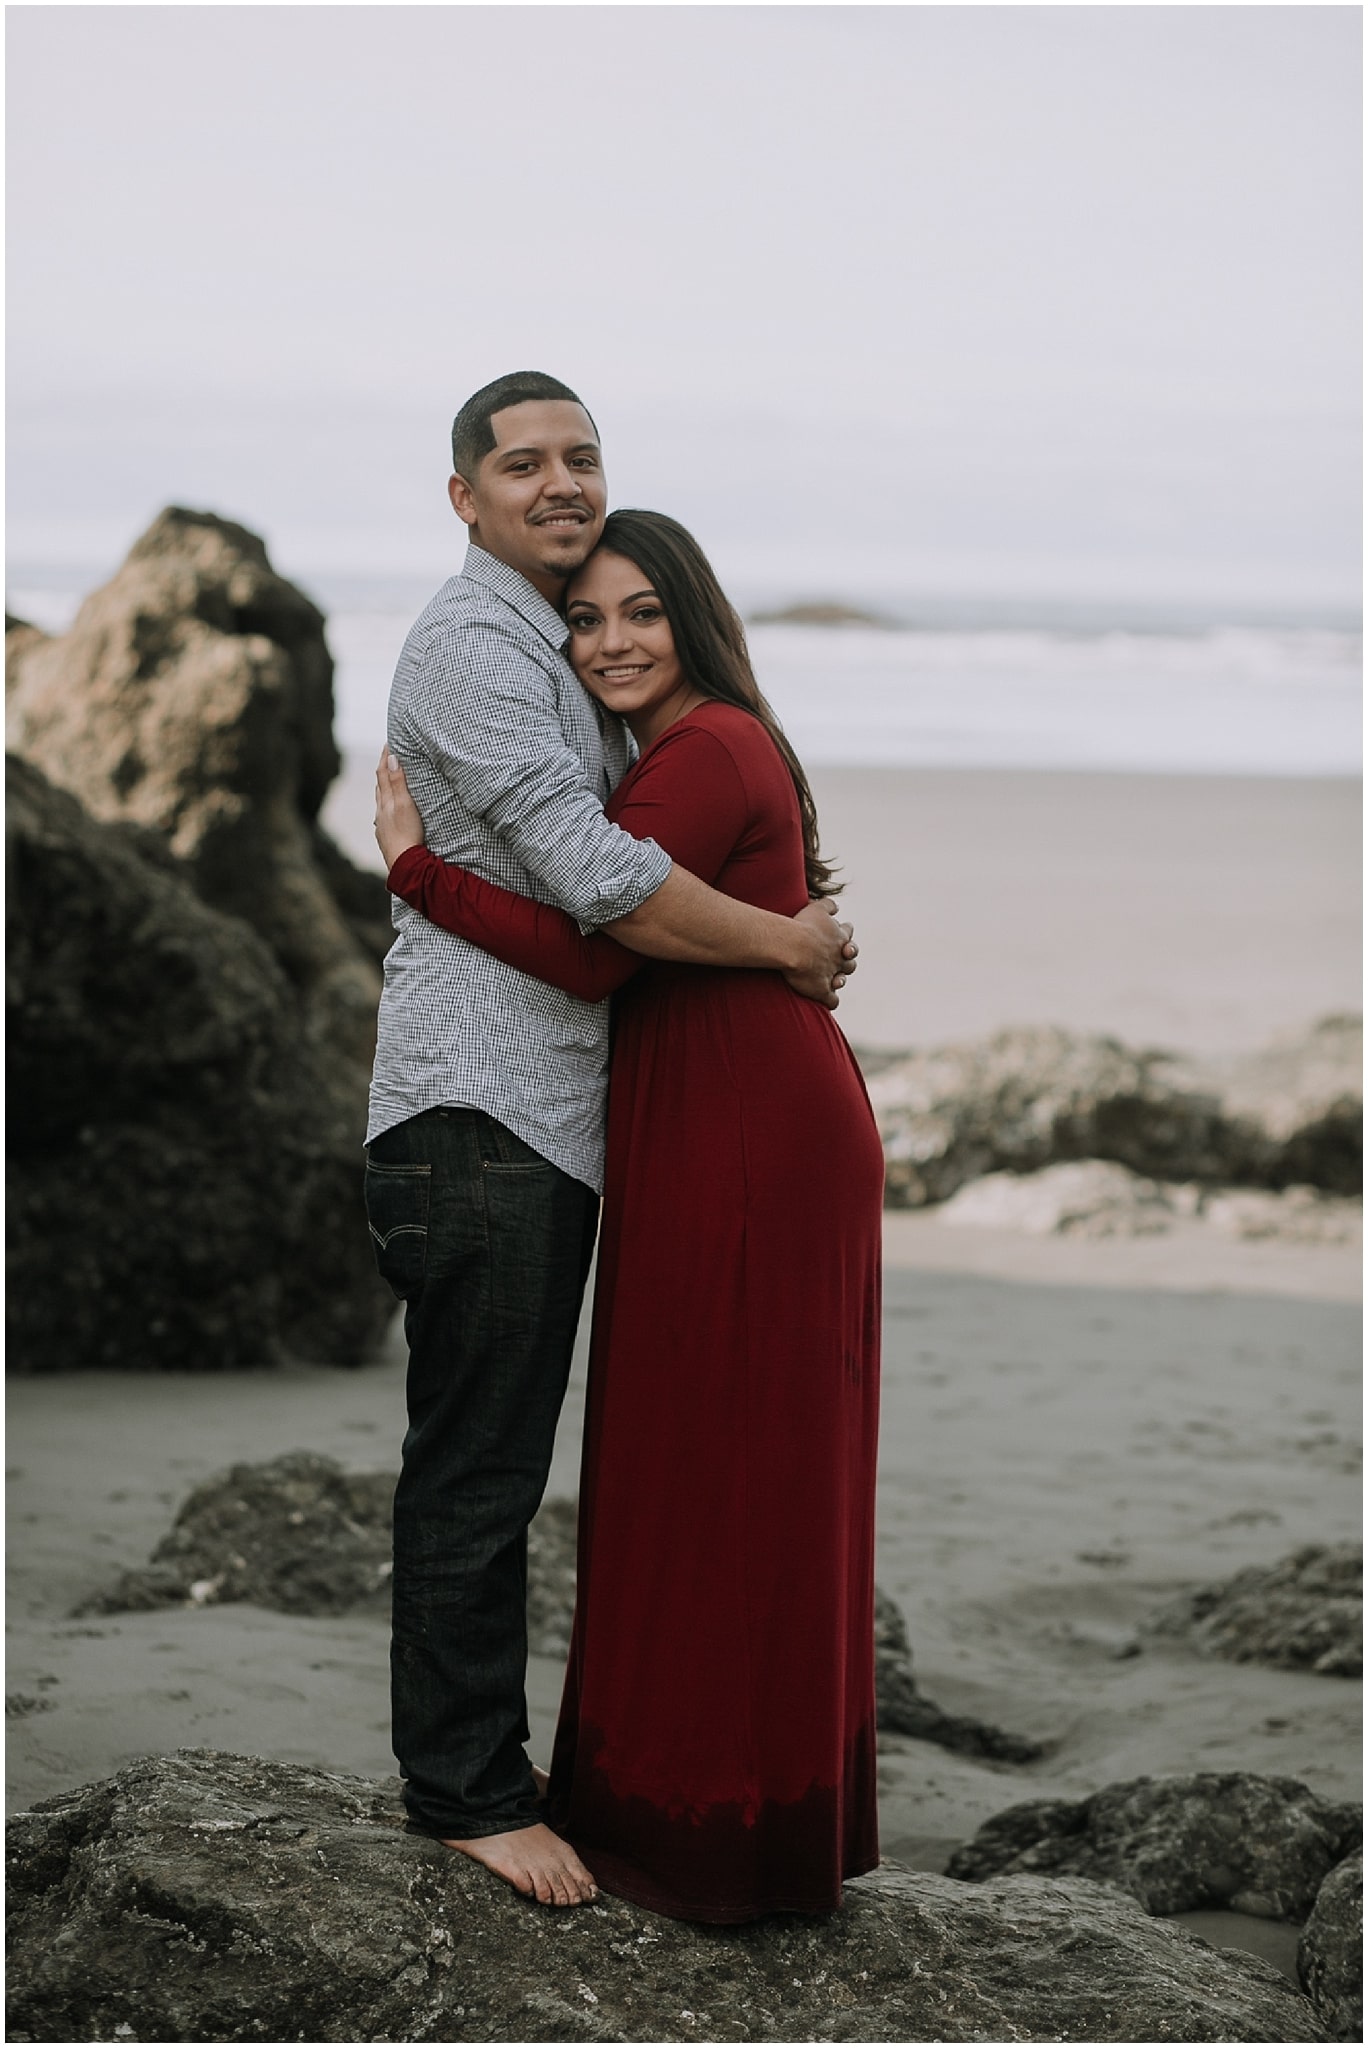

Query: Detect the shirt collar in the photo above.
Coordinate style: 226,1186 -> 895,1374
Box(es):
460,543 -> 570,652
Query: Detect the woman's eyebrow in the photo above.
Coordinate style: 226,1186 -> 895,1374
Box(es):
621,590 -> 658,605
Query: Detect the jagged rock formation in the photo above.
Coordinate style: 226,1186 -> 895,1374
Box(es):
945,1772 -> 1362,1923
6,514 -> 400,1371
1146,1545 -> 1362,1678
4,610 -> 48,683
5,1751 -> 1333,2043
1298,1850 -> 1363,2040
7,760 -> 392,1369
6,509 -> 388,1060
863,1020 -> 1361,1208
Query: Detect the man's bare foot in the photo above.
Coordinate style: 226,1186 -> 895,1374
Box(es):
441,1821 -> 598,1907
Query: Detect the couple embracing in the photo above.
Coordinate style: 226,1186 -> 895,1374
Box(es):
365,370 -> 884,1925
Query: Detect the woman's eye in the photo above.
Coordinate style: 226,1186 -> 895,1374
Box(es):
568,615 -> 599,632
632,608 -> 661,623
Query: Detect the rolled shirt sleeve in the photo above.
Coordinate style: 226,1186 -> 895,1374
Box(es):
413,622 -> 671,928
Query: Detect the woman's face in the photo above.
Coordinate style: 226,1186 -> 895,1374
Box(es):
565,549 -> 702,744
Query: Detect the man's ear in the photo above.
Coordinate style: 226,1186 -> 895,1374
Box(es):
448,472 -> 478,528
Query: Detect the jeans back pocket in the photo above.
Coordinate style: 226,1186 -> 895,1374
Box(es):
364,1160 -> 432,1299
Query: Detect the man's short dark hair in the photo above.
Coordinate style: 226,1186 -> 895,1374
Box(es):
451,372 -> 598,483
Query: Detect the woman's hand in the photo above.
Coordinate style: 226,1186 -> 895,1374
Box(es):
375,749 -> 427,869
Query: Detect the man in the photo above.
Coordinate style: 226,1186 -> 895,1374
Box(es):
366,370 -> 854,1909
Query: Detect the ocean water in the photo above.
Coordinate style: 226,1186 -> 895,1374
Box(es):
8,579 -> 1361,777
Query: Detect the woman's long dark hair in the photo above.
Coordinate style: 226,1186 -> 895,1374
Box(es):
593,510 -> 841,899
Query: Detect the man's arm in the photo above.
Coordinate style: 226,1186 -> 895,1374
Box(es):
607,872 -> 855,1009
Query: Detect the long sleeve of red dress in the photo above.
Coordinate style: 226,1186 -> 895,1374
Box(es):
386,721 -> 757,1004
385,847 -> 641,1003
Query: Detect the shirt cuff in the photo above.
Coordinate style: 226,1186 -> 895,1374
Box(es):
576,839 -> 672,933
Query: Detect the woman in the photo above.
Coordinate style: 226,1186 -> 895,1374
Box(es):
375,510 -> 884,1923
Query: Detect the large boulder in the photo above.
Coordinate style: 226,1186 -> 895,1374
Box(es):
864,1021 -> 1361,1208
5,1751 -> 1332,2043
945,1772 -> 1362,1922
1146,1545 -> 1362,1678
6,508 -> 388,1061
1298,1850 -> 1362,2040
7,758 -> 392,1369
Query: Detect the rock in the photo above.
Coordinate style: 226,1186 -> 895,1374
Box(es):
75,1452 -> 395,1617
945,1772 -> 1362,1922
6,507 -> 383,1066
933,1159 -> 1362,1245
1298,1850 -> 1362,2040
74,1461 -> 573,1646
938,1158 -> 1175,1237
1213,1016 -> 1363,1194
863,1021 -> 1361,1208
7,758 -> 392,1369
874,1587 -> 1046,1762
5,611 -> 48,687
5,1751 -> 1332,2043
5,1695 -> 54,1721
1201,1185 -> 1362,1246
1146,1545 -> 1362,1678
749,601 -> 896,628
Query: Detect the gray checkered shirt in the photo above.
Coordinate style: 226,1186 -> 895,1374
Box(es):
366,544 -> 672,1188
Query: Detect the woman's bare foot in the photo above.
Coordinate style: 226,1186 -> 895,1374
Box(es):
441,1822 -> 598,1907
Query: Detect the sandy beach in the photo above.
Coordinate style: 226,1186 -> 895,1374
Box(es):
9,760 -> 1361,1987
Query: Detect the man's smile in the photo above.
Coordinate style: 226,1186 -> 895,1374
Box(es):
531,509 -> 590,527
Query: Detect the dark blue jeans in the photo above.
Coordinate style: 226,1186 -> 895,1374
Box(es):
364,1106 -> 598,1838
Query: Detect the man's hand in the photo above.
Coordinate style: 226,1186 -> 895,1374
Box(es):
784,898 -> 858,1009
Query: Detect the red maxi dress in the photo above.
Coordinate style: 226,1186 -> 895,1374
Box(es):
388,700 -> 885,1922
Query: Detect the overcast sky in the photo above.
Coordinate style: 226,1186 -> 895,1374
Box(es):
7,5 -> 1361,612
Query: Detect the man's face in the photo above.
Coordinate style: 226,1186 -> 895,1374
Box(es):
448,400 -> 606,596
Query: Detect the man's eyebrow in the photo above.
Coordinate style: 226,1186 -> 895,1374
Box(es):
495,442 -> 601,461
